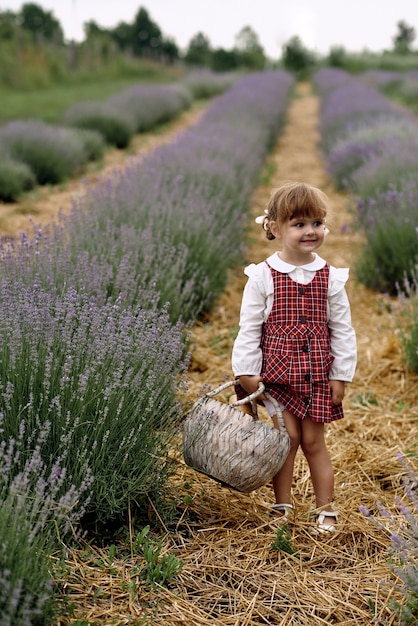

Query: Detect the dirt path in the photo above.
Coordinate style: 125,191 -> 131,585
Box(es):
153,82 -> 417,625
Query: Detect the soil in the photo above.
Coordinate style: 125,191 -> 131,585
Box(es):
4,84 -> 417,624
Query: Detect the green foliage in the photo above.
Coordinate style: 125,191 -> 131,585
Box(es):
383,78 -> 418,116
397,270 -> 418,374
184,32 -> 212,66
210,48 -> 239,72
392,20 -> 416,54
0,76 -> 174,125
321,50 -> 418,75
0,157 -> 35,201
282,36 -> 317,78
20,2 -> 63,43
355,215 -> 418,295
1,121 -> 89,184
271,525 -> 298,555
74,128 -> 106,161
0,499 -> 58,624
131,7 -> 162,58
234,25 -> 266,70
361,455 -> 418,624
133,526 -> 183,587
63,102 -> 135,148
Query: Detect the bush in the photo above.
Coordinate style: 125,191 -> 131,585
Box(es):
181,70 -> 239,98
0,157 -> 35,202
0,279 -> 188,525
108,84 -> 193,133
62,101 -> 136,148
74,127 -> 106,161
354,188 -> 418,294
0,120 -> 89,184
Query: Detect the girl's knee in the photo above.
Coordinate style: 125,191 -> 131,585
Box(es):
301,420 -> 326,454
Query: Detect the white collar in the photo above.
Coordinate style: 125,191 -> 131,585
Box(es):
266,252 -> 326,273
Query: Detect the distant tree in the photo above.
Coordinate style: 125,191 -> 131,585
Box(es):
393,19 -> 416,54
131,7 -> 162,58
161,37 -> 179,63
327,45 -> 347,68
282,36 -> 316,76
0,9 -> 18,40
84,20 -> 108,39
184,31 -> 212,66
234,25 -> 266,69
110,21 -> 133,52
210,47 -> 238,72
19,2 -> 63,43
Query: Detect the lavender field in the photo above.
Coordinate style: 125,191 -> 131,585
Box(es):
0,69 -> 417,625
0,70 -> 295,624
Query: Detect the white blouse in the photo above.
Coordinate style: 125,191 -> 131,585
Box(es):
232,252 -> 357,382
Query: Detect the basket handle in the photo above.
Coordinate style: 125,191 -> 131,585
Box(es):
263,391 -> 287,434
205,380 -> 287,434
204,379 -> 264,419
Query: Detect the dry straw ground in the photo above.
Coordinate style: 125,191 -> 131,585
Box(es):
2,84 -> 417,625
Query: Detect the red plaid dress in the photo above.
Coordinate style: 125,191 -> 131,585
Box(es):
260,262 -> 344,422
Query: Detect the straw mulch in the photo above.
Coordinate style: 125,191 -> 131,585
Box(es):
20,84 -> 418,625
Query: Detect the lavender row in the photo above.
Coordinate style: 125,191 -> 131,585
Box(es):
0,82 -> 193,201
0,71 -> 294,622
314,68 -> 418,295
3,71 -> 294,323
316,69 -> 418,622
63,82 -> 193,146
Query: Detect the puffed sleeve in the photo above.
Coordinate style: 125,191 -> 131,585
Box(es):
328,267 -> 357,381
231,263 -> 269,376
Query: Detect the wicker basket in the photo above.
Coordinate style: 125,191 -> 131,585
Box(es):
182,380 -> 291,493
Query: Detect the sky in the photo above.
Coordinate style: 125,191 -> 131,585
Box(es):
2,0 -> 418,57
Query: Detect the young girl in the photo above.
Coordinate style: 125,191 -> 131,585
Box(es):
231,182 -> 357,532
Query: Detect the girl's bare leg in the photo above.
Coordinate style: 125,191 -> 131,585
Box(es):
271,409 -> 300,505
300,417 -> 336,525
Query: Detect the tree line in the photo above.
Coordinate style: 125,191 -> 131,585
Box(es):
0,3 -> 268,71
0,3 -> 416,78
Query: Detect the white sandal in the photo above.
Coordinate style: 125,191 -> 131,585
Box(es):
271,503 -> 294,520
316,509 -> 338,533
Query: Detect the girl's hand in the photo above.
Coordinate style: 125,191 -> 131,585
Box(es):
238,375 -> 264,397
329,379 -> 345,405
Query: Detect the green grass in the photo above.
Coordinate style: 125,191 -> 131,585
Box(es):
0,78 -> 176,125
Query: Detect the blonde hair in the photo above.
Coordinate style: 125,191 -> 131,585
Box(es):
262,182 -> 330,241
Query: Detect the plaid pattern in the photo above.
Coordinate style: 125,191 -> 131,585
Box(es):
261,262 -> 344,423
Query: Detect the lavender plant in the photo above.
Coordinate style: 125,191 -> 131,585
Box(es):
0,154 -> 35,202
0,413 -> 93,624
0,120 -> 89,185
314,68 -> 418,293
181,70 -> 239,98
0,72 -> 293,324
0,279 -> 189,524
62,101 -> 136,148
396,268 -> 418,374
353,185 -> 418,294
326,117 -> 418,190
0,72 -> 293,545
107,83 -> 192,132
61,71 -> 294,322
361,453 -> 418,624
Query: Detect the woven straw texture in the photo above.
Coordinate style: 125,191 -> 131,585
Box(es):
183,396 -> 291,492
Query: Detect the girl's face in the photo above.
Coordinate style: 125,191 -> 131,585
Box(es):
270,215 -> 326,265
